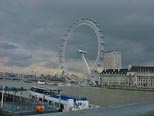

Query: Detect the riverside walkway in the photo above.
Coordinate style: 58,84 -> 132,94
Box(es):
28,101 -> 154,116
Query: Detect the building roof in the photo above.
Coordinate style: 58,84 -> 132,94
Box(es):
129,66 -> 154,72
101,68 -> 128,75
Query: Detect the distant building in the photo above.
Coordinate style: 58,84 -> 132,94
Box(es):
103,51 -> 121,69
100,65 -> 154,88
100,68 -> 128,86
127,66 -> 154,87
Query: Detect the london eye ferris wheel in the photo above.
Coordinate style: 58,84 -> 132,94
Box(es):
59,17 -> 105,78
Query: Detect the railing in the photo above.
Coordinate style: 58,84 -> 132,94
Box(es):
0,93 -> 59,115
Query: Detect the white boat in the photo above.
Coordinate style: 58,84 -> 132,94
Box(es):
29,86 -> 89,112
57,83 -> 65,86
57,83 -> 71,87
65,83 -> 71,86
37,80 -> 46,85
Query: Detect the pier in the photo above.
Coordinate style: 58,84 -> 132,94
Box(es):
0,87 -> 60,116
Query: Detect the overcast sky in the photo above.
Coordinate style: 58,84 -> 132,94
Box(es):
0,0 -> 154,74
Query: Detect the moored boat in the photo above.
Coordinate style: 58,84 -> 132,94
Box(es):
37,80 -> 46,85
29,86 -> 89,112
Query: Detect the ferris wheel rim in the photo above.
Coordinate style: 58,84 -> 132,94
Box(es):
60,17 -> 104,73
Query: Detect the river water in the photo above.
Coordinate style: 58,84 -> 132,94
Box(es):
1,80 -> 154,107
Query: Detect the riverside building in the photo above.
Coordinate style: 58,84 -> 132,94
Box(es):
127,66 -> 154,87
100,68 -> 128,86
100,65 -> 154,88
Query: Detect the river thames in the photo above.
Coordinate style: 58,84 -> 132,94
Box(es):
1,80 -> 154,107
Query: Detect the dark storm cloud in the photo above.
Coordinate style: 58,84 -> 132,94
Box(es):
0,0 -> 154,69
0,41 -> 32,67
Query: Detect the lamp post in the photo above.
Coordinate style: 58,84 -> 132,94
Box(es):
1,73 -> 5,107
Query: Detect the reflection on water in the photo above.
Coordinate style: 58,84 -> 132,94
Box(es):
0,80 -> 154,107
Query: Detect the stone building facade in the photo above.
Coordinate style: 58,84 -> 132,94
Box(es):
100,66 -> 154,88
